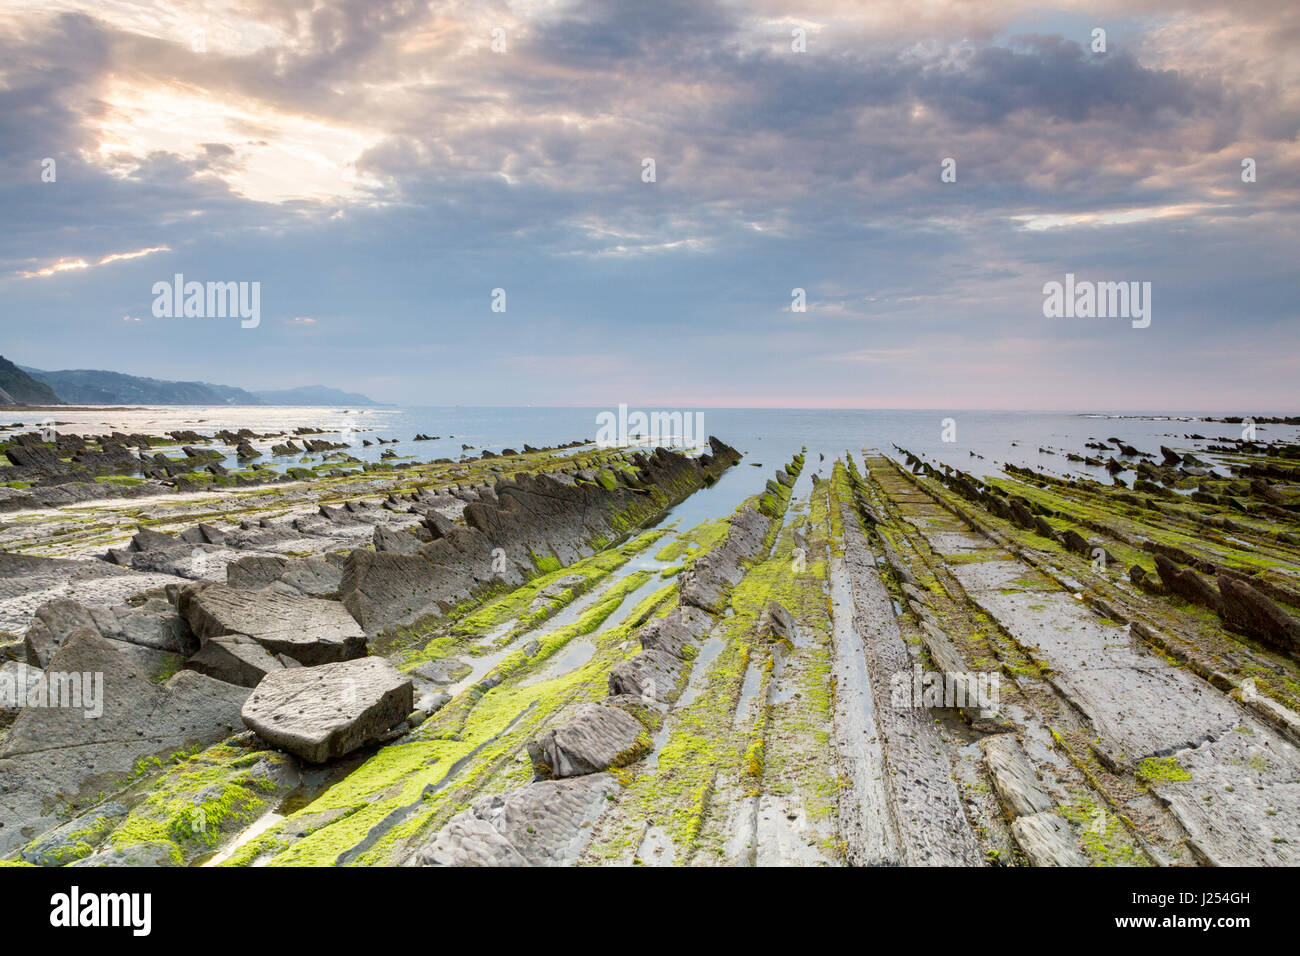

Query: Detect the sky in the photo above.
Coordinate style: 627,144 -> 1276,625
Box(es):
0,0 -> 1297,409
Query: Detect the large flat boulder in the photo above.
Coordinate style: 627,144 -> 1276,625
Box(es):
180,583 -> 366,665
241,657 -> 413,763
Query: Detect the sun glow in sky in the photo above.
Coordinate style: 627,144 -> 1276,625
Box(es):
94,79 -> 384,204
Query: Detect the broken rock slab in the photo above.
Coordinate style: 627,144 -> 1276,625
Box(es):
98,597 -> 191,654
373,524 -> 423,555
277,558 -> 344,598
241,656 -> 413,763
184,634 -> 284,688
527,702 -> 649,778
23,596 -> 193,668
180,583 -> 366,665
1217,575 -> 1300,655
226,555 -> 289,590
227,554 -> 343,599
23,598 -> 106,667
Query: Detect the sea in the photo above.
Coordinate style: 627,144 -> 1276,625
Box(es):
3,406 -> 1296,526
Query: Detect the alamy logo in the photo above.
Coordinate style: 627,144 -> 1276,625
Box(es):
1042,273 -> 1150,328
595,404 -> 706,451
890,664 -> 999,714
0,664 -> 102,718
50,887 -> 151,936
151,274 -> 260,328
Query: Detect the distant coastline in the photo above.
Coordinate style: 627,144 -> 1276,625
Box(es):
1,354 -> 385,408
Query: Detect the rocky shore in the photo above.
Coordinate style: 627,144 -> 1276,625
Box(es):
1,419 -> 1298,868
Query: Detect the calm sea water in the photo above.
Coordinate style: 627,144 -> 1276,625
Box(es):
4,406 -> 1295,524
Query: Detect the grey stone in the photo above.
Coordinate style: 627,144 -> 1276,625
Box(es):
278,558 -> 343,598
416,774 -> 616,866
1217,575 -> 1300,654
637,605 -> 711,659
226,555 -> 289,590
1011,812 -> 1088,867
180,584 -> 366,665
20,801 -> 129,865
185,635 -> 285,688
241,657 -> 413,763
0,629 -> 249,856
373,524 -> 422,555
607,649 -> 682,702
527,703 -> 648,778
981,734 -> 1053,819
0,660 -> 42,727
413,658 -> 472,685
23,598 -> 97,667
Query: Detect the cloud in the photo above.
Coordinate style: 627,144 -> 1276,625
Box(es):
18,245 -> 169,278
0,0 -> 1296,407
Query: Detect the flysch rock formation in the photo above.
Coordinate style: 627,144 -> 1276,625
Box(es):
3,416 -> 1300,869
341,438 -> 740,633
0,433 -> 747,865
